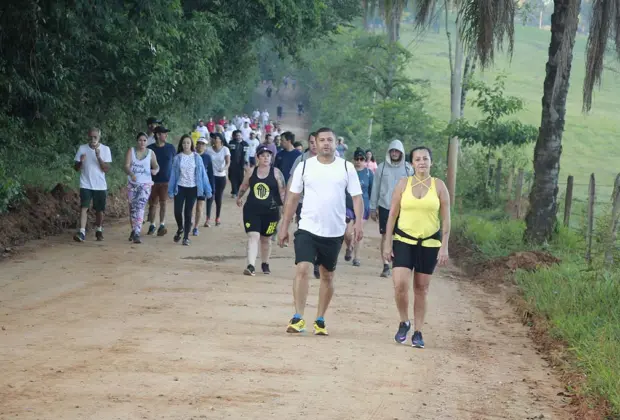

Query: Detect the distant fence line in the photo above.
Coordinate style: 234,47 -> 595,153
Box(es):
486,160 -> 619,268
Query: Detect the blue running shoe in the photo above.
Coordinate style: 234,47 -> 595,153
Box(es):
412,330 -> 425,349
394,321 -> 410,344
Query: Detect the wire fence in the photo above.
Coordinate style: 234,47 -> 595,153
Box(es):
487,160 -> 620,267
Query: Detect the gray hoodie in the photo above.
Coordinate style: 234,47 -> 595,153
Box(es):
369,139 -> 413,211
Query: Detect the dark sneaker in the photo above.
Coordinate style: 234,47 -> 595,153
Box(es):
192,228 -> 199,236
313,264 -> 320,279
412,330 -> 425,349
380,266 -> 391,278
157,225 -> 168,236
261,263 -> 271,275
394,321 -> 411,344
95,231 -> 104,241
73,232 -> 85,242
215,218 -> 221,226
133,234 -> 142,244
147,225 -> 156,235
173,229 -> 183,243
128,231 -> 135,242
244,264 -> 256,276
344,246 -> 352,262
352,259 -> 361,267
182,238 -> 190,246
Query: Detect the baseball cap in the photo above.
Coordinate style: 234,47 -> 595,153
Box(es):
153,125 -> 170,133
354,148 -> 365,159
146,117 -> 162,125
197,137 -> 208,144
256,145 -> 273,156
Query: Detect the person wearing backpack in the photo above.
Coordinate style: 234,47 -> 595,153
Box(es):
278,127 -> 363,337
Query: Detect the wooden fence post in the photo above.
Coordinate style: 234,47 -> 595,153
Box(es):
585,173 -> 596,265
495,159 -> 503,200
515,169 -> 525,219
613,173 -> 620,202
605,181 -> 620,266
563,175 -> 574,227
506,166 -> 515,198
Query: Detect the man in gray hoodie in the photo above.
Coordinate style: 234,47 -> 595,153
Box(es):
369,139 -> 413,277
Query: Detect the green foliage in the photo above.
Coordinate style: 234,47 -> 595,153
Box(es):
0,162 -> 23,214
447,74 -> 538,151
0,0 -> 360,192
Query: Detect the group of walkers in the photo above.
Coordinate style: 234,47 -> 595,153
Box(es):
72,114 -> 450,349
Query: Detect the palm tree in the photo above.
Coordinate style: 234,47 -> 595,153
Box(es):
416,0 -> 615,244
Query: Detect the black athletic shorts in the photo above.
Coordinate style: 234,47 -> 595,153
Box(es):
378,206 -> 390,234
80,188 -> 107,212
294,229 -> 344,272
392,240 -> 440,275
243,207 -> 280,237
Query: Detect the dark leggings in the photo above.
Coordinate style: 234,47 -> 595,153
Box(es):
207,176 -> 226,219
174,186 -> 198,239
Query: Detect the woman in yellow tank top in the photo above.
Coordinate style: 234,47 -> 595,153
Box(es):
383,147 -> 451,349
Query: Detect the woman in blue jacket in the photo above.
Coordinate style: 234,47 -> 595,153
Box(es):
168,134 -> 213,246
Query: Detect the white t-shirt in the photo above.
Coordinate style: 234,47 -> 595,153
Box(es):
247,138 -> 260,158
196,125 -> 209,138
290,156 -> 362,238
178,153 -> 197,188
74,144 -> 113,190
207,146 -> 231,177
241,127 -> 252,142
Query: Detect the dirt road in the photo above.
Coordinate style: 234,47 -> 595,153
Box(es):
0,88 -> 572,419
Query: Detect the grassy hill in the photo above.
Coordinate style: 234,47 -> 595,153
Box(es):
401,23 -> 620,199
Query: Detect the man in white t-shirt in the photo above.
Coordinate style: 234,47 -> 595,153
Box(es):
196,119 -> 209,138
246,131 -> 260,167
278,127 -> 363,336
72,127 -> 113,242
146,117 -> 161,146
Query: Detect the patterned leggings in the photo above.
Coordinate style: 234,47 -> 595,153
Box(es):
128,183 -> 152,235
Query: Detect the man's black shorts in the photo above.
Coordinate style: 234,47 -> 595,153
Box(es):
80,188 -> 107,212
294,229 -> 344,272
378,206 -> 390,234
243,207 -> 280,237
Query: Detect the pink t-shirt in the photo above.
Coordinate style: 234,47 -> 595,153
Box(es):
366,161 -> 378,173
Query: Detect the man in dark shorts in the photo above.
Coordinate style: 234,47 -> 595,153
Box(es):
236,145 -> 286,276
72,127 -> 112,242
147,125 -> 176,236
278,127 -> 363,336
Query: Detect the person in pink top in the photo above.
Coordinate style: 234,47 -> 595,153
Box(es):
365,150 -> 378,173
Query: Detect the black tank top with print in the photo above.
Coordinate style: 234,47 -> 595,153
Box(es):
246,166 -> 282,214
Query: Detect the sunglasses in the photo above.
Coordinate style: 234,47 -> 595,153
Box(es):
354,157 -> 365,161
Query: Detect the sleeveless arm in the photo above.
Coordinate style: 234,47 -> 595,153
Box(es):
274,168 -> 286,205
150,150 -> 160,176
123,149 -> 133,177
237,167 -> 253,200
436,178 -> 451,242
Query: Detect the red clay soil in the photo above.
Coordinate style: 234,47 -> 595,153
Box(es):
0,183 -> 128,251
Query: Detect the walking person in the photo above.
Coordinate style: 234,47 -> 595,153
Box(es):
72,127 -> 112,242
369,140 -> 413,278
168,135 -> 212,246
192,137 -> 215,236
383,147 -> 450,348
227,130 -> 249,198
236,145 -> 286,276
206,132 -> 230,226
366,150 -> 378,173
124,132 -> 159,244
278,127 -> 364,336
147,125 -> 176,236
343,148 -> 374,266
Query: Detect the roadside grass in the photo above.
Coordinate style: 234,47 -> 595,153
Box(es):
453,212 -> 620,416
401,23 -> 620,199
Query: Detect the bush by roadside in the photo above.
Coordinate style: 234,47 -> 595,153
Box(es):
451,212 -> 618,418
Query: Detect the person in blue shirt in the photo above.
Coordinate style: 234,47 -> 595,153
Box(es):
147,125 -> 177,236
273,131 -> 301,184
192,137 -> 215,236
344,147 -> 374,267
167,135 -> 213,246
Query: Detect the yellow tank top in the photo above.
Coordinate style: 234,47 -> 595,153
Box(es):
393,176 -> 441,248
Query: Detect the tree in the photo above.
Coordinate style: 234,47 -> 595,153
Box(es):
415,0 -> 620,244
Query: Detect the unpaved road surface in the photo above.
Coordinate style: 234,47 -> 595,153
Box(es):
1,89 -> 572,419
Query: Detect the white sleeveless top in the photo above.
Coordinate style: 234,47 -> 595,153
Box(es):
129,148 -> 153,185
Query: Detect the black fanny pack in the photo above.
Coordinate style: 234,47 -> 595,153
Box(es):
394,222 -> 441,248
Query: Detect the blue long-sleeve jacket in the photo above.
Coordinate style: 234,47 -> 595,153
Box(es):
168,152 -> 213,199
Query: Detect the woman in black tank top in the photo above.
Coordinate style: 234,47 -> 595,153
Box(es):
236,145 -> 286,276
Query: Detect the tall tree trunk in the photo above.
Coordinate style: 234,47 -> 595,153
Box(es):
369,0 -> 377,31
460,53 -> 476,117
524,0 -> 581,243
363,0 -> 370,31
